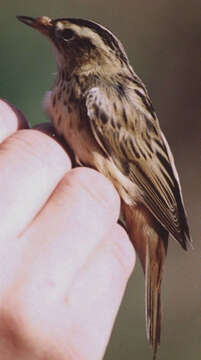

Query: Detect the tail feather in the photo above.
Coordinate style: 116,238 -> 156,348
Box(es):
122,201 -> 168,360
145,232 -> 168,359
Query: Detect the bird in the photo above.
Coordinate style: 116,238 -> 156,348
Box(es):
17,15 -> 191,359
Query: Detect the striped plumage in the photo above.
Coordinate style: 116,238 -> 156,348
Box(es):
17,15 -> 191,359
86,75 -> 190,249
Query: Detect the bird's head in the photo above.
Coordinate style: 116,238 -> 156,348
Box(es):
17,16 -> 130,74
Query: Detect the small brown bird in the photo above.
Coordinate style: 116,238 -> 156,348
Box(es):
17,15 -> 191,359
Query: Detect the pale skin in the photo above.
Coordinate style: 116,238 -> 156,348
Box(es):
0,99 -> 135,360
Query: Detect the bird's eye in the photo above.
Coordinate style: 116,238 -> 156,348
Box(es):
62,29 -> 75,41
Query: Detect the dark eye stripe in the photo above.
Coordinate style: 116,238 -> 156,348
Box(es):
54,18 -> 128,64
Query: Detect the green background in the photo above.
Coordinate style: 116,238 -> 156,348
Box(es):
0,1 -> 200,359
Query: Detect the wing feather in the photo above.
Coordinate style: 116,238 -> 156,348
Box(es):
86,85 -> 191,249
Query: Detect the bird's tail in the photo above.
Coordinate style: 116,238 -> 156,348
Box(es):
122,202 -> 168,360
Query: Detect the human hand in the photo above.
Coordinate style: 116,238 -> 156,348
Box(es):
0,99 -> 135,360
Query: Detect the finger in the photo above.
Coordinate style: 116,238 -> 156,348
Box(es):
34,122 -> 78,166
0,99 -> 29,142
0,169 -> 122,357
62,224 -> 135,360
4,224 -> 135,360
15,168 -> 121,290
0,129 -> 71,241
0,167 -> 120,297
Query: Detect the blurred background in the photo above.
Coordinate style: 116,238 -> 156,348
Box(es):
0,1 -> 200,359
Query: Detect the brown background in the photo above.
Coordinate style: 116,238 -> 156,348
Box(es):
0,1 -> 200,359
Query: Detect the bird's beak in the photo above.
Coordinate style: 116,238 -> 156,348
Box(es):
17,16 -> 53,37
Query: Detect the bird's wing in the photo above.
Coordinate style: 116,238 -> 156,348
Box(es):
85,85 -> 191,249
